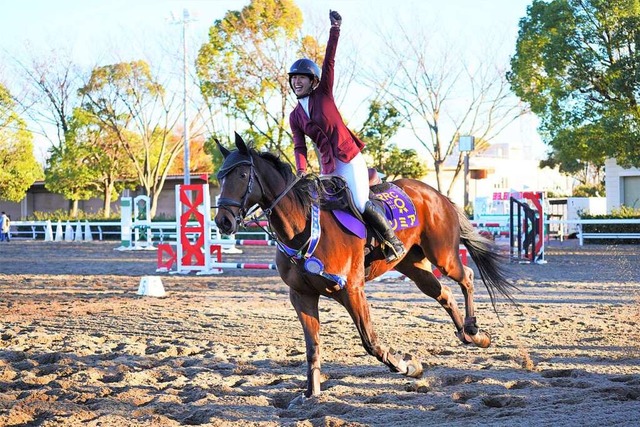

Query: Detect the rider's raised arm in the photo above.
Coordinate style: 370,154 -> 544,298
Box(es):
319,10 -> 341,96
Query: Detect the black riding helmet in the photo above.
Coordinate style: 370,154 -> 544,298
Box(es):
288,58 -> 320,94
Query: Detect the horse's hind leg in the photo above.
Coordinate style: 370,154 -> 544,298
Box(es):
394,248 -> 471,345
434,253 -> 492,348
336,282 -> 423,378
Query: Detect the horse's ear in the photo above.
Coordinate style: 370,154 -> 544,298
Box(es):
215,138 -> 231,158
235,132 -> 248,154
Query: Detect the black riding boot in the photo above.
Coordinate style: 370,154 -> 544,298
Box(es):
362,201 -> 406,262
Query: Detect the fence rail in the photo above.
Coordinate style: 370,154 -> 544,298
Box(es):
8,220 -> 269,243
545,218 -> 640,245
7,218 -> 640,246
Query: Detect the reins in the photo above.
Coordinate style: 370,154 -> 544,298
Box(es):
216,152 -> 308,260
216,148 -> 346,288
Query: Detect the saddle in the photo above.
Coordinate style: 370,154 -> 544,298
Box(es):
316,174 -> 419,241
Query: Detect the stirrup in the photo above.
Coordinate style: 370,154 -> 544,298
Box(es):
384,242 -> 406,262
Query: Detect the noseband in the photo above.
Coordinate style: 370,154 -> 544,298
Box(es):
216,152 -> 300,228
216,155 -> 261,228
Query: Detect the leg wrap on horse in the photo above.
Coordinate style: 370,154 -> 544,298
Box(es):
362,201 -> 406,262
464,316 -> 479,336
382,347 -> 407,374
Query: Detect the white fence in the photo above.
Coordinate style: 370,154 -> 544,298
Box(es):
8,220 -> 269,243
6,218 -> 639,246
545,218 -> 640,245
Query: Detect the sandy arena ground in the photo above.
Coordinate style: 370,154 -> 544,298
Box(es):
0,240 -> 639,426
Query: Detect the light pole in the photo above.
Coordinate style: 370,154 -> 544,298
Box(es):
459,135 -> 475,209
172,9 -> 196,185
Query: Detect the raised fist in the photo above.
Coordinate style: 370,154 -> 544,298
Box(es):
329,10 -> 342,27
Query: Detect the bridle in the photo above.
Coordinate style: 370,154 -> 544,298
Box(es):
215,152 -> 301,230
215,148 -> 345,287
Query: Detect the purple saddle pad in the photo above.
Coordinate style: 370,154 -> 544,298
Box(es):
332,183 -> 419,239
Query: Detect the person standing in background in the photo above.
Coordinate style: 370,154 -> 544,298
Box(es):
0,212 -> 6,242
2,214 -> 10,242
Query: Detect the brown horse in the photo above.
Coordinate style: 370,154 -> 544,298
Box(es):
214,133 -> 516,403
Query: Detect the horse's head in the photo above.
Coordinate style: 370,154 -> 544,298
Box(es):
214,132 -> 263,235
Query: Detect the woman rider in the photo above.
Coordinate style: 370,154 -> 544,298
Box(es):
288,10 -> 405,262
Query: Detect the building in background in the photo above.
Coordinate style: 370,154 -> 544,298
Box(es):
421,142 -> 575,211
605,159 -> 640,212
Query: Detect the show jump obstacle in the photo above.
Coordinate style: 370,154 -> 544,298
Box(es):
509,191 -> 546,264
156,184 -> 277,275
116,195 -> 153,250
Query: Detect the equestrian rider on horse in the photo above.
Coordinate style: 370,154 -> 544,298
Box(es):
287,10 -> 406,262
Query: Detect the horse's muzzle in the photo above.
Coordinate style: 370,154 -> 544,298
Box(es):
215,213 -> 237,236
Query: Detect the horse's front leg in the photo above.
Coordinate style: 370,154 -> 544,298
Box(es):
289,288 -> 322,398
337,283 -> 423,378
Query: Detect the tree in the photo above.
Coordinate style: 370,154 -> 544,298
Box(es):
78,60 -> 184,218
10,49 -> 90,213
10,48 -> 81,152
508,0 -> 640,177
369,24 -> 525,196
359,100 -> 426,180
44,137 -> 96,217
68,108 -> 137,217
43,107 -> 137,218
0,83 -> 43,202
196,0 -> 308,162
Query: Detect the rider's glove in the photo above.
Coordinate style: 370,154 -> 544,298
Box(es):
330,10 -> 341,27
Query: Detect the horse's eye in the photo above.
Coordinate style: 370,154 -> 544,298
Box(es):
240,171 -> 248,179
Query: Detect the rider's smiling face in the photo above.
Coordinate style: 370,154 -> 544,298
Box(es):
291,74 -> 314,97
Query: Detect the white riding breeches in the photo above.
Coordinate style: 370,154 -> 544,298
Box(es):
324,152 -> 369,213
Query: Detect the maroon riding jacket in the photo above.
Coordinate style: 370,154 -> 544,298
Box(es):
289,26 -> 365,175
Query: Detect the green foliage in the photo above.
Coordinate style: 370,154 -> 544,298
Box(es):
28,209 -> 122,221
546,190 -> 570,198
572,183 -> 605,197
196,0 -> 306,161
359,101 -> 427,180
508,0 -> 640,174
0,83 -> 43,202
581,203 -> 640,242
580,207 -> 640,243
79,60 -> 184,218
610,205 -> 640,218
44,139 -> 97,202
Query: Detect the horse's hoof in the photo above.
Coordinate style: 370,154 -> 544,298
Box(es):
403,354 -> 423,378
469,331 -> 491,348
287,394 -> 307,409
456,330 -> 473,345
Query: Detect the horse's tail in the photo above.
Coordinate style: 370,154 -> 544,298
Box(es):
456,207 -> 518,310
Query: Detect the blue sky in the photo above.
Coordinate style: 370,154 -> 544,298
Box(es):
0,0 -> 543,158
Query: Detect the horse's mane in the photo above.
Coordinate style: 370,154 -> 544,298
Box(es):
254,150 -> 317,216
